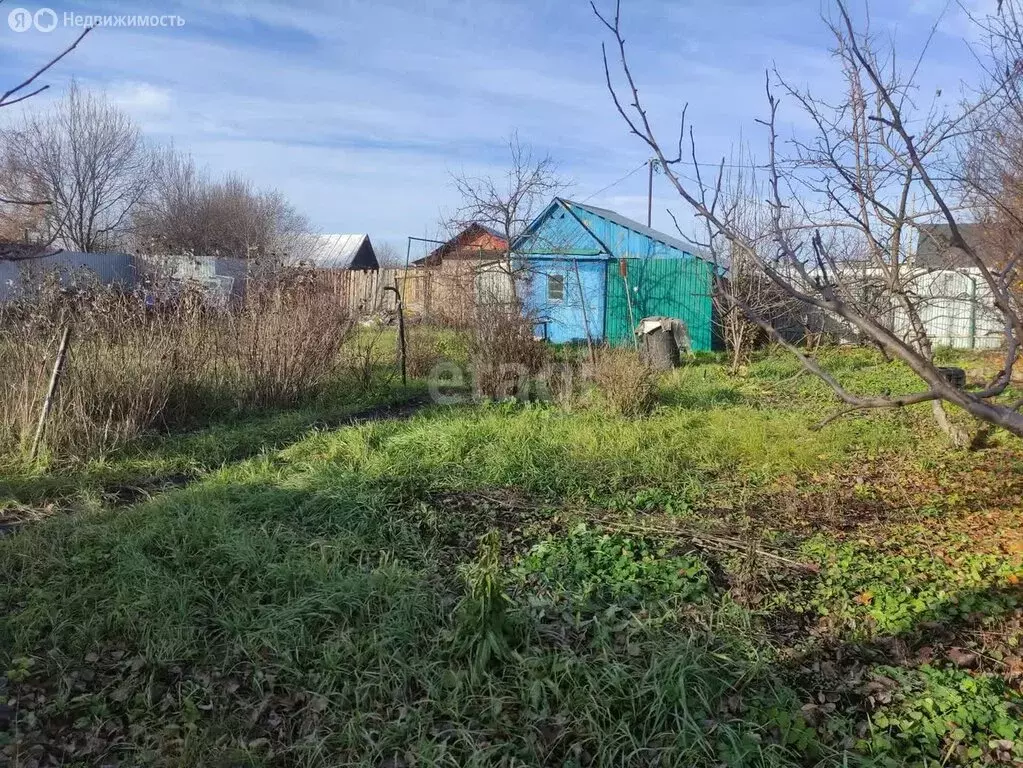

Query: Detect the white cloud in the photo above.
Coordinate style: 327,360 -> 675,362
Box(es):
0,0 -> 996,254
107,82 -> 173,116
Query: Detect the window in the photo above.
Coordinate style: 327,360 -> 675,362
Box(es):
547,274 -> 565,302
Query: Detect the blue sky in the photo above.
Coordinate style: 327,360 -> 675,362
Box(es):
0,0 -> 991,258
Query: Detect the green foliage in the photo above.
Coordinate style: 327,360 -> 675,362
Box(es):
515,524 -> 710,609
0,452 -> 823,767
784,536 -> 1023,637
452,530 -> 518,675
1,344 -> 1020,766
859,665 -> 1023,766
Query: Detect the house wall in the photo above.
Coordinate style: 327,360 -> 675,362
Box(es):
514,202 -> 607,343
519,258 -> 606,344
430,260 -> 483,323
605,258 -> 715,351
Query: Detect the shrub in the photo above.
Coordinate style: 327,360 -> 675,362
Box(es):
593,346 -> 657,416
0,267 -> 356,464
468,306 -> 549,399
403,325 -> 459,379
217,273 -> 353,409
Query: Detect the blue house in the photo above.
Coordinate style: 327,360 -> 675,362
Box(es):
512,198 -> 717,350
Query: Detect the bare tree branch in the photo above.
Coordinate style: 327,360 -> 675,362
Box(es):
0,27 -> 93,109
592,0 -> 1023,440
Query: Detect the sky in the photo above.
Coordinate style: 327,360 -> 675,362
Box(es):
0,0 -> 995,261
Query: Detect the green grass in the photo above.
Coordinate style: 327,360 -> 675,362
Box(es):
1,346 -> 1022,766
0,373 -> 424,511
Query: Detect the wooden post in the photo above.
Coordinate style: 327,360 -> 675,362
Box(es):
383,284 -> 407,387
572,259 -> 596,366
647,158 -> 655,228
619,259 -> 639,350
30,325 -> 72,462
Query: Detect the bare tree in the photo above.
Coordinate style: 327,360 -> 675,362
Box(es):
134,148 -> 308,260
959,2 -> 1023,305
0,25 -> 92,259
0,153 -> 48,243
692,148 -> 805,373
439,134 -> 566,326
2,81 -> 153,252
593,0 -> 1023,441
449,133 -> 566,261
374,241 -> 403,268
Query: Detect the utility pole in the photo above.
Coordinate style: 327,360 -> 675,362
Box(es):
647,158 -> 658,227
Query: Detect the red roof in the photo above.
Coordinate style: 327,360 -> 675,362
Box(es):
413,224 -> 508,266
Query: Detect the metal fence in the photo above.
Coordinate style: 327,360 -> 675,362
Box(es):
0,252 -> 134,302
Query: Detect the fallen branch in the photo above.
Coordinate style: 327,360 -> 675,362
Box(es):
591,515 -> 818,573
0,196 -> 51,206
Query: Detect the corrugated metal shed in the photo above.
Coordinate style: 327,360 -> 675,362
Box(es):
290,234 -> 379,270
513,198 -> 716,350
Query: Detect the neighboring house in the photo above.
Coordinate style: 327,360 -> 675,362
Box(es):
411,224 -> 514,323
906,223 -> 1006,350
915,223 -> 1003,270
778,224 -> 1007,351
513,198 -> 717,350
864,223 -> 1001,350
0,250 -> 134,303
412,224 -> 508,267
292,234 -> 380,271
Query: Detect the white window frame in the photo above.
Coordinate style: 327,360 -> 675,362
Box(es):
547,273 -> 565,302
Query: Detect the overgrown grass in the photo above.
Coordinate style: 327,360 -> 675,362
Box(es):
0,378 -> 424,513
1,346 -> 1021,766
0,269 -> 365,466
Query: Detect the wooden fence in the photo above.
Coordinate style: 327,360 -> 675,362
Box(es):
331,264 -> 515,322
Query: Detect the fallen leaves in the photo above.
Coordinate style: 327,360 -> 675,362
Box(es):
947,647 -> 981,669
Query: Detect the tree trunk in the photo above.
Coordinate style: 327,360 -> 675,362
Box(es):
930,399 -> 970,448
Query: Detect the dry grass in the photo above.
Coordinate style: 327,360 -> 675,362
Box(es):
0,268 -> 357,464
593,346 -> 657,416
469,306 -> 549,399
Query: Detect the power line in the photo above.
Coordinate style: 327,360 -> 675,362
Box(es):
582,162 -> 648,202
583,159 -> 806,204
